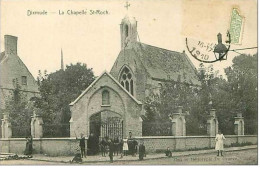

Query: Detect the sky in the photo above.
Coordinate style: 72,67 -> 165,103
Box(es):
0,0 -> 257,79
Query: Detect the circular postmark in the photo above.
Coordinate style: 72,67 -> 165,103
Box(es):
186,31 -> 231,63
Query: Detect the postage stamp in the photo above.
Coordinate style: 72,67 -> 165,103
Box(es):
229,8 -> 244,45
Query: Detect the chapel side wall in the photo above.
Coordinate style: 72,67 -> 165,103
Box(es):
0,135 -> 257,155
124,98 -> 142,137
110,50 -> 149,102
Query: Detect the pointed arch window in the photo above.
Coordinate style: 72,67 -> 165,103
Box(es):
102,90 -> 110,105
120,66 -> 134,96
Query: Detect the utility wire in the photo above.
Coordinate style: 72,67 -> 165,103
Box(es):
232,50 -> 243,55
229,47 -> 257,51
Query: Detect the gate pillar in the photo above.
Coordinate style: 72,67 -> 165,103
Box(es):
234,112 -> 244,135
1,114 -> 12,138
207,109 -> 218,136
31,111 -> 44,138
169,106 -> 186,136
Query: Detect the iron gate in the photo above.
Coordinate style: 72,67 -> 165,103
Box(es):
100,117 -> 123,140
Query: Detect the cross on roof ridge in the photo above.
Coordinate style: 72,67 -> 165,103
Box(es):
124,1 -> 130,10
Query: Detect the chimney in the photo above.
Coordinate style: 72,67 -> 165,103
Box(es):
5,35 -> 18,55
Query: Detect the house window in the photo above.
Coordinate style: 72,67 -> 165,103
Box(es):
21,76 -> 27,85
102,90 -> 110,105
119,66 -> 134,96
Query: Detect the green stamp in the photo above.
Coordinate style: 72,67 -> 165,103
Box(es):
229,8 -> 244,44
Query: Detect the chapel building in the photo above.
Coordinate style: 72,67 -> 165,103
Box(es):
70,15 -> 201,139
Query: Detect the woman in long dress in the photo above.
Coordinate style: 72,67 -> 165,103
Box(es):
122,137 -> 128,157
215,130 -> 225,156
24,135 -> 33,155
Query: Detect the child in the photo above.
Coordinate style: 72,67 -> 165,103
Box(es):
215,130 -> 225,156
138,141 -> 146,160
122,137 -> 128,157
165,147 -> 172,157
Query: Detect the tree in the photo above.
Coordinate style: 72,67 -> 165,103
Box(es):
35,63 -> 96,137
224,53 -> 258,134
143,80 -> 199,135
2,81 -> 33,137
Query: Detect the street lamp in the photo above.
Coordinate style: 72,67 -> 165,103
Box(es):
213,33 -> 229,61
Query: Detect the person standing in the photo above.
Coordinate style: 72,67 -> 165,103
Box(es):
76,133 -> 86,158
87,133 -> 98,155
100,137 -> 107,157
113,137 -> 120,156
108,139 -> 114,163
138,141 -> 146,161
127,132 -> 134,156
122,137 -> 128,157
215,130 -> 226,156
24,135 -> 33,156
133,139 -> 138,157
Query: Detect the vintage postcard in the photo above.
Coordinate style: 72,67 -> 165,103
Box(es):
0,0 -> 257,165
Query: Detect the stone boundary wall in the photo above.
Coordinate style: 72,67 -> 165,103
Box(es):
135,135 -> 257,152
0,135 -> 257,156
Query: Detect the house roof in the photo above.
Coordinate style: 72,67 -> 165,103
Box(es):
0,51 -> 39,92
0,52 -> 5,63
70,71 -> 142,106
123,42 -> 201,86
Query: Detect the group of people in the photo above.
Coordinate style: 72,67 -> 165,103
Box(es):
23,130 -> 226,162
77,132 -> 146,162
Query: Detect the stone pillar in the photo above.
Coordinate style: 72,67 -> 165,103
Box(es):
169,106 -> 186,136
31,111 -> 44,138
234,112 -> 244,135
207,109 -> 218,136
138,116 -> 143,137
1,114 -> 12,138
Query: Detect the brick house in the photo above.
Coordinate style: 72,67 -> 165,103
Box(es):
0,35 -> 39,108
0,35 -> 40,132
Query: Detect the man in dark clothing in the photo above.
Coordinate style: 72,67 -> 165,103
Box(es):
113,137 -> 120,156
76,133 -> 86,158
108,139 -> 114,163
127,132 -> 134,156
133,139 -> 138,157
100,137 -> 107,157
165,147 -> 172,157
87,133 -> 99,155
138,142 -> 146,160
